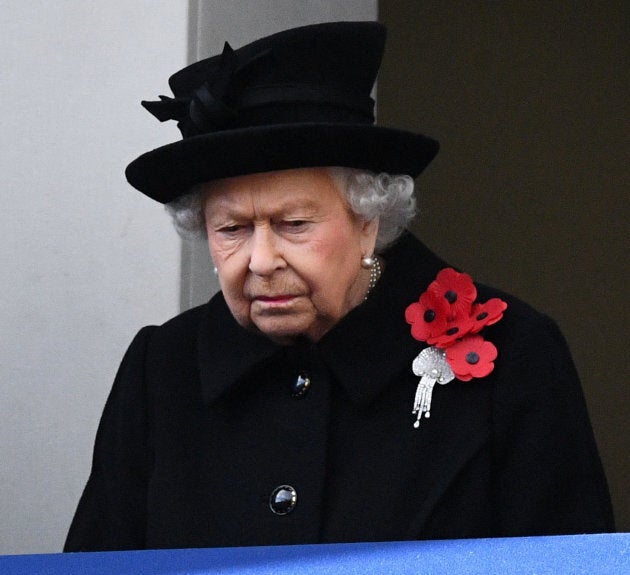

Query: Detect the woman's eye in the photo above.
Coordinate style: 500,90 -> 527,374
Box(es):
218,224 -> 244,235
283,220 -> 309,230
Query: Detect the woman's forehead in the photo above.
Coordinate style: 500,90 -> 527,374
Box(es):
202,167 -> 346,214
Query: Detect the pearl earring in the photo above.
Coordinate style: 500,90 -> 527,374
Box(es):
361,255 -> 376,268
213,266 -> 219,276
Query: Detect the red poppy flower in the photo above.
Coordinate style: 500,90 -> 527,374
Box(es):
470,298 -> 508,333
446,335 -> 498,381
405,290 -> 449,342
428,315 -> 475,347
428,268 -> 477,322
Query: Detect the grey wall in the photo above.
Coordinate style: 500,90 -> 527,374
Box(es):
1,0 -> 187,555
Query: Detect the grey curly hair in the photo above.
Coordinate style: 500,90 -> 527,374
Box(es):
165,168 -> 416,253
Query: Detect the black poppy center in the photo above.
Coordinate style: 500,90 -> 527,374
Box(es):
466,352 -> 480,365
423,309 -> 436,323
476,311 -> 489,321
446,327 -> 459,336
445,290 -> 458,303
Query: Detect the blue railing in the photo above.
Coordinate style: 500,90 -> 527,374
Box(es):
2,533 -> 628,574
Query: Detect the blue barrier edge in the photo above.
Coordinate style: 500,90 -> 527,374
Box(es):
1,533 -> 628,575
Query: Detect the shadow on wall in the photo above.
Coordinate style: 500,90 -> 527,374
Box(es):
378,0 -> 629,530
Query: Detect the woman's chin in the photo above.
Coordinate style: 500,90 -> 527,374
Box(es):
252,315 -> 325,345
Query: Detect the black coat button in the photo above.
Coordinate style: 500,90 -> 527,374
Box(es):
269,485 -> 297,515
291,373 -> 311,397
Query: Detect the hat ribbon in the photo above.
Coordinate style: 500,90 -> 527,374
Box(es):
141,42 -> 250,136
141,42 -> 376,136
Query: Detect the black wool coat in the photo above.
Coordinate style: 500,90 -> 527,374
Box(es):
65,233 -> 614,551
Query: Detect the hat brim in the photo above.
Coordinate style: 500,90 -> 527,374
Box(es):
125,123 -> 439,204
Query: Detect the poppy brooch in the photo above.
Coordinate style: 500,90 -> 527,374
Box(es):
405,268 -> 507,428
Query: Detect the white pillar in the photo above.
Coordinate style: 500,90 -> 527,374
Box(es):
0,0 -> 187,555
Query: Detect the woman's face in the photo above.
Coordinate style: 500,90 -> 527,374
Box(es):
203,168 -> 378,344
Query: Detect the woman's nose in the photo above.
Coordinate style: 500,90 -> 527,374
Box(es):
248,228 -> 284,276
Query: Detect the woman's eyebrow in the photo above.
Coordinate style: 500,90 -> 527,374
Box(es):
207,198 -> 320,223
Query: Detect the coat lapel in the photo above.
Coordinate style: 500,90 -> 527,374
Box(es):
196,295 -> 281,405
318,232 -> 449,406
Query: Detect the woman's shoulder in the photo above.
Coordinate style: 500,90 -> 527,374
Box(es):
143,292 -> 228,343
472,281 -> 567,356
394,232 -> 559,332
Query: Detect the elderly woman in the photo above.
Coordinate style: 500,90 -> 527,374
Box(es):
65,22 -> 613,551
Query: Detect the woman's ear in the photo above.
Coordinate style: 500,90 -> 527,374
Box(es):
360,217 -> 380,256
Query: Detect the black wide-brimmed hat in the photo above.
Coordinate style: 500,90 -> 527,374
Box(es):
125,21 -> 439,204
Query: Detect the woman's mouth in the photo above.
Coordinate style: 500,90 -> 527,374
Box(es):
255,295 -> 296,304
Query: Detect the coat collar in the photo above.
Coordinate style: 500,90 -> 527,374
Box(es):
197,232 -> 449,406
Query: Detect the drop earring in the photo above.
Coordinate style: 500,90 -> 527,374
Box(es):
362,254 -> 382,301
